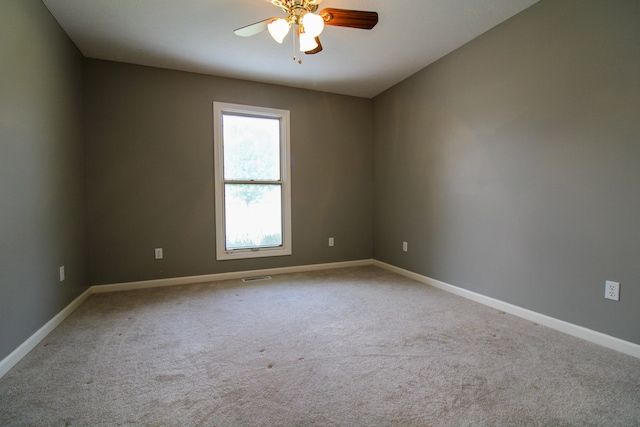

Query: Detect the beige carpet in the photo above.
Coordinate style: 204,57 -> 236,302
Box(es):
1,266 -> 639,426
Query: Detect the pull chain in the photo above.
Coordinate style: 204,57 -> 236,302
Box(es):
291,25 -> 302,64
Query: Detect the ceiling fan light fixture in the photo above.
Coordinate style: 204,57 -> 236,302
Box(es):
234,2 -> 379,57
267,18 -> 290,43
298,31 -> 318,52
300,12 -> 324,37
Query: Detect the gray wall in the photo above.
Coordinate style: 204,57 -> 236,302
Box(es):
84,60 -> 373,285
0,0 -> 88,360
373,0 -> 640,344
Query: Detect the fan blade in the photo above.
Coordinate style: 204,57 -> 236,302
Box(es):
234,19 -> 271,37
305,37 -> 323,55
320,8 -> 378,30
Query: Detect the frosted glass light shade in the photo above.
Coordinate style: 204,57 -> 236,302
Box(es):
301,12 -> 324,37
267,18 -> 290,43
298,31 -> 318,52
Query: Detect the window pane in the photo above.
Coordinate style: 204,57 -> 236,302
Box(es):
223,115 -> 280,181
224,184 -> 282,250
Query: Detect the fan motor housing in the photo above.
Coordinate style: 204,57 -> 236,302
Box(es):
271,0 -> 319,24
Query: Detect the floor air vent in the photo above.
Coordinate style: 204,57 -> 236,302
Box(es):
242,276 -> 272,282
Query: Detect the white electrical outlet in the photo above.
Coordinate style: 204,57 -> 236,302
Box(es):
605,280 -> 620,301
328,237 -> 334,247
154,248 -> 163,259
59,266 -> 65,282
402,241 -> 408,252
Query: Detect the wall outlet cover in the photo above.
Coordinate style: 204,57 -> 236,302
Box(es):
605,280 -> 620,301
154,248 -> 163,259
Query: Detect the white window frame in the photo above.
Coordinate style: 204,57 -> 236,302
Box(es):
213,102 -> 292,260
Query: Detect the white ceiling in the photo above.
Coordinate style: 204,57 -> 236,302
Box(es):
41,0 -> 539,98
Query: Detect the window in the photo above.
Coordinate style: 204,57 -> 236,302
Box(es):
213,102 -> 291,260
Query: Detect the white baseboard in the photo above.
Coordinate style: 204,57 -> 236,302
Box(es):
373,260 -> 640,359
91,259 -> 374,293
0,259 -> 373,379
0,287 -> 93,378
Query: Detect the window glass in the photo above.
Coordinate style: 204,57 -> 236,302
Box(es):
222,115 -> 280,181
224,183 -> 282,250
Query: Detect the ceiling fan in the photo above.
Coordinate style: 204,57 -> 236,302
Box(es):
234,0 -> 378,59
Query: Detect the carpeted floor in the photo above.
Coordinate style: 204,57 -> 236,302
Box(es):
1,266 -> 639,426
